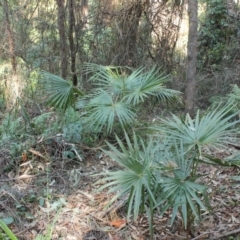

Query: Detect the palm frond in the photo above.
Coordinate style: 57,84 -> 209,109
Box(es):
153,141 -> 209,229
153,103 -> 240,151
157,164 -> 207,228
83,63 -> 182,105
98,132 -> 157,221
39,71 -> 84,111
86,90 -> 136,132
83,63 -> 127,96
124,66 -> 182,105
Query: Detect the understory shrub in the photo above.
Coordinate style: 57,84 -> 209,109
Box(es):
39,64 -> 182,135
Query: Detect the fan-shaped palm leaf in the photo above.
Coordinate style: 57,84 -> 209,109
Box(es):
159,177 -> 207,229
83,63 -> 127,96
124,66 -> 182,105
39,71 -> 84,111
156,141 -> 208,229
97,132 -> 157,221
153,103 -> 240,152
83,63 -> 182,105
86,90 -> 136,132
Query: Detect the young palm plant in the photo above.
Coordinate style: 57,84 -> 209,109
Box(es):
96,132 -> 158,239
78,64 -> 182,132
150,102 -> 240,230
39,64 -> 182,133
97,132 -> 209,238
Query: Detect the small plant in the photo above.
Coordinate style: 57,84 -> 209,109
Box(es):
228,84 -> 240,109
96,132 -> 161,239
156,141 -> 209,230
98,102 -> 240,238
0,219 -> 18,240
97,132 -> 209,239
34,221 -> 56,240
39,64 -> 182,133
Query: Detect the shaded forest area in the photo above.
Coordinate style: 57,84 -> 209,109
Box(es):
1,0 -> 240,239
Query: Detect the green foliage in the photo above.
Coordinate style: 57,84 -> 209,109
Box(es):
33,211 -> 60,240
153,103 -> 240,152
98,132 -> 157,221
198,0 -> 239,67
38,64 -> 181,134
98,103 -> 240,237
0,219 -> 18,240
63,121 -> 82,143
97,132 -> 161,239
81,90 -> 136,133
39,71 -> 84,112
228,84 -> 240,108
157,142 -> 208,229
98,133 -> 210,238
77,64 -> 182,133
83,63 -> 181,105
0,113 -> 23,140
61,107 -> 83,143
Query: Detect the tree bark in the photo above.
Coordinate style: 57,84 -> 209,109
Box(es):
68,0 -> 78,86
56,0 -> 68,79
3,0 -> 17,73
185,0 -> 198,114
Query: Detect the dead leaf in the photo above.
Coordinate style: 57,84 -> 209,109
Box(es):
109,219 -> 127,228
21,152 -> 28,162
29,148 -> 49,161
15,174 -> 36,180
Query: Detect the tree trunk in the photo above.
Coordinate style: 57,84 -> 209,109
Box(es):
185,0 -> 198,114
3,0 -> 17,73
68,0 -> 78,86
56,0 -> 68,79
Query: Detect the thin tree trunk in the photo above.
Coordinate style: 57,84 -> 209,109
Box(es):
68,0 -> 78,86
185,0 -> 198,114
56,0 -> 68,79
4,0 -> 17,73
3,0 -> 25,109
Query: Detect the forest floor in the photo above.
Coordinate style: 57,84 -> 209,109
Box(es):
1,140 -> 240,240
